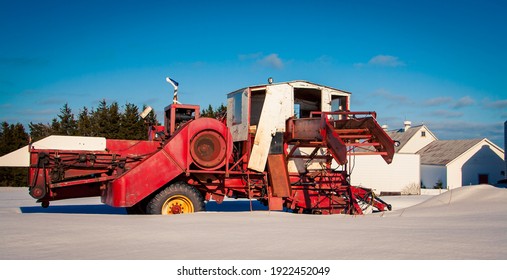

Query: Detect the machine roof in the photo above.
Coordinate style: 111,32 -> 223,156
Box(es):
227,80 -> 351,97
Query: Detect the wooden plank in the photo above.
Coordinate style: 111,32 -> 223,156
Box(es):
248,84 -> 292,172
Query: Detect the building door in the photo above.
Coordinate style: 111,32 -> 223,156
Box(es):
478,174 -> 489,184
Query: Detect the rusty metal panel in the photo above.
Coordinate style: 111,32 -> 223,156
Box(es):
290,118 -> 322,140
267,154 -> 291,197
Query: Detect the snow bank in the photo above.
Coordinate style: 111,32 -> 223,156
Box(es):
0,185 -> 506,261
389,184 -> 507,217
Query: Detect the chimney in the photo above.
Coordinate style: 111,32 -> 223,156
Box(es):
403,121 -> 411,132
381,124 -> 388,131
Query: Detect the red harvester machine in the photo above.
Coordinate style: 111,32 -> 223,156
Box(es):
22,80 -> 395,215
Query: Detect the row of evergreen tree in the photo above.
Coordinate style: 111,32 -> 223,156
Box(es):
28,100 -> 158,142
1,101 -> 225,186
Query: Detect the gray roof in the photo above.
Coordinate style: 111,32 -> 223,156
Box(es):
416,139 -> 483,165
387,125 -> 424,152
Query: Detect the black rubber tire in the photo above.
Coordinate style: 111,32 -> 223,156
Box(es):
146,182 -> 205,215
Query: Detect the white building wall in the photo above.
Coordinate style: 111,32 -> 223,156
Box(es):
350,154 -> 420,194
446,163 -> 462,190
421,165 -> 447,189
449,141 -> 505,188
399,127 -> 437,153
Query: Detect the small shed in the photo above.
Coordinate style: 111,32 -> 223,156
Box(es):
417,138 -> 505,189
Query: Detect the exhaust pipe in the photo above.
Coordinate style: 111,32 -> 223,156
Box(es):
166,77 -> 180,104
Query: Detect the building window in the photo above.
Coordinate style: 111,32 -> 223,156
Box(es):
421,131 -> 426,137
232,92 -> 242,125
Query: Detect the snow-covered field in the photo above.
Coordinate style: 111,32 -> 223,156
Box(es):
0,185 -> 505,278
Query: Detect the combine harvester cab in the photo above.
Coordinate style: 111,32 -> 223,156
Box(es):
0,80 -> 395,215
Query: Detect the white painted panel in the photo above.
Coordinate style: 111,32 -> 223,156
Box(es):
0,146 -> 30,167
0,135 -> 106,167
271,84 -> 293,131
248,84 -> 293,172
350,154 -> 421,194
321,88 -> 332,112
32,135 -> 106,151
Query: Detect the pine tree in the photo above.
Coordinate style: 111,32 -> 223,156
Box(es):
0,122 -> 29,186
107,102 -> 121,139
77,106 -> 92,136
28,122 -> 54,142
201,104 -> 215,118
50,118 -> 61,135
119,103 -> 146,140
91,99 -> 111,138
201,104 -> 227,119
56,103 -> 77,136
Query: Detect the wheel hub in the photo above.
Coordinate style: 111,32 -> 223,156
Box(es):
161,195 -> 194,215
170,203 -> 182,214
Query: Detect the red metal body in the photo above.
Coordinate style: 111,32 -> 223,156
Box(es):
27,88 -> 395,215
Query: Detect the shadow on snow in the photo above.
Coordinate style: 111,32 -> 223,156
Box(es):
19,199 -> 269,215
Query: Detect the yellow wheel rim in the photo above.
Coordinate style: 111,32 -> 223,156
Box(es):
161,195 -> 194,215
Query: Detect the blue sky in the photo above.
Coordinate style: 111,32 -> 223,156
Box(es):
1,0 -> 506,148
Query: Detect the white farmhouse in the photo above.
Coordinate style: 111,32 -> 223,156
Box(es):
350,120 -> 505,194
388,122 -> 437,154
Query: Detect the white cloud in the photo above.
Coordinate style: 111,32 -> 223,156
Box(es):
484,99 -> 507,109
239,52 -> 285,69
354,55 -> 405,68
431,110 -> 463,118
424,97 -> 452,106
259,53 -> 284,69
425,120 -> 504,146
368,55 -> 405,67
453,96 -> 475,108
371,88 -> 410,104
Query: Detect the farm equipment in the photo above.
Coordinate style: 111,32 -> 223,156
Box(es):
1,80 -> 395,214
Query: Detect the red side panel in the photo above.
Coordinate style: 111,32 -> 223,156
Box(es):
104,117 -> 232,207
106,147 -> 188,207
105,139 -> 160,156
323,121 -> 348,165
